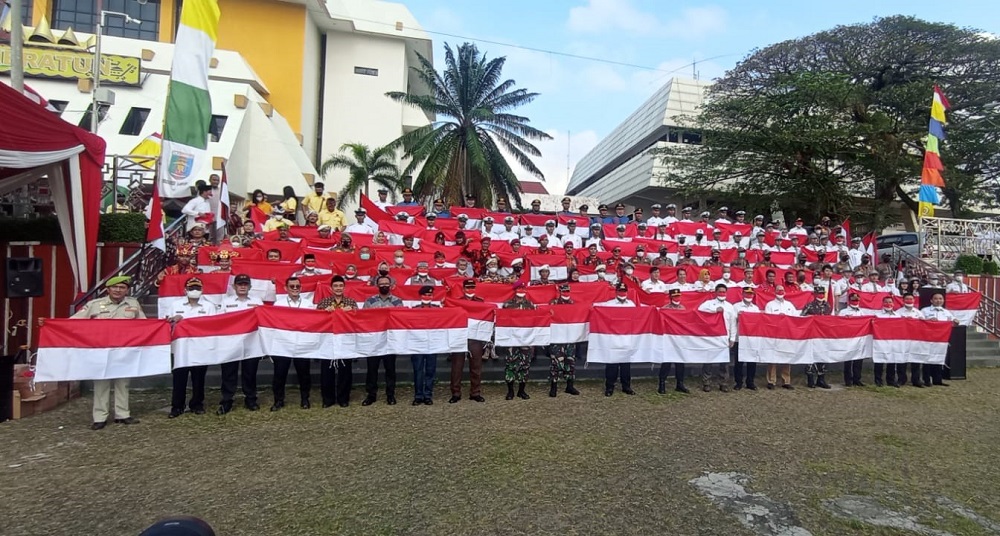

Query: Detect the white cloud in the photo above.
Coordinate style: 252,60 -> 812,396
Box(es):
508,130 -> 600,197
566,1 -> 727,39
664,6 -> 728,39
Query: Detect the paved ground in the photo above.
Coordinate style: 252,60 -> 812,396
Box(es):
4,368 -> 1000,535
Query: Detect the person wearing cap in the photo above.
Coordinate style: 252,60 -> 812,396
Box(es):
546,284 -> 581,397
578,204 -> 590,219
596,204 -> 614,224
698,211 -> 713,227
368,188 -> 390,210
762,286 -> 797,390
478,256 -> 510,283
560,219 -> 583,248
63,275 -> 146,429
427,198 -> 447,219
166,277 -> 220,418
301,182 -> 330,216
800,286 -> 833,389
345,209 -> 376,235
646,204 -> 664,227
612,224 -> 631,242
557,196 -> 573,215
698,284 -> 737,392
495,197 -> 510,213
455,213 -> 475,231
601,283 -> 636,395
405,261 -> 440,286
528,199 -> 543,215
499,282 -> 537,400
316,276 -> 358,407
294,253 -> 331,277
409,285 -> 440,405
586,222 -> 604,247
530,265 -> 554,286
656,289 -> 689,394
217,274 -> 265,414
733,210 -> 747,224
269,276 -> 314,411
450,279 -> 487,403
332,233 -> 355,253
155,244 -> 201,287
750,215 -> 765,239
208,248 -> 236,273
656,203 -> 675,225
260,206 -> 291,233
731,287 -> 761,390
498,216 -> 520,241
946,271 -> 972,293
520,224 -> 540,247
848,237 -> 865,269
630,208 -> 644,225
537,220 -> 562,247
788,217 -> 808,238
181,182 -> 214,233
714,206 -> 731,225
480,216 -> 498,237
838,292 -> 869,387
872,296 -> 901,387
921,292 -> 959,387
181,222 -> 211,258
397,187 -> 418,207
318,197 -> 346,231
609,203 -> 628,224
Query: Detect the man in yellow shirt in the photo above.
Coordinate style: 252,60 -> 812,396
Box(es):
301,182 -> 329,216
262,208 -> 295,232
319,196 -> 347,231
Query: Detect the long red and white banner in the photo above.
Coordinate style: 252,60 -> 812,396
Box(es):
495,308 -> 552,347
172,309 -> 263,367
36,319 -> 172,381
871,318 -> 951,364
587,307 -> 730,364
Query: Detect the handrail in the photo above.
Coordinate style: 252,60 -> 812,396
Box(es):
891,245 -> 954,286
69,217 -> 185,315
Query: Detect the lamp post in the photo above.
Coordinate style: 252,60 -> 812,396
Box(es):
10,0 -> 23,92
91,0 -> 142,133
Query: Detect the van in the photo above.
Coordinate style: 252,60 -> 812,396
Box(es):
875,232 -> 921,259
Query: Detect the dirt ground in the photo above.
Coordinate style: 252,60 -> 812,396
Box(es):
3,368 -> 1000,536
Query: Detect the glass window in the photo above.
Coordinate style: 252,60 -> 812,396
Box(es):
682,131 -> 702,144
78,103 -> 110,131
52,0 -> 160,41
21,0 -> 34,25
667,130 -> 679,143
119,107 -> 150,135
48,100 -> 69,115
209,115 -> 228,142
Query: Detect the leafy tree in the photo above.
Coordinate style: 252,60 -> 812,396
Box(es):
655,16 -> 1000,229
386,42 -> 552,208
319,143 -> 401,209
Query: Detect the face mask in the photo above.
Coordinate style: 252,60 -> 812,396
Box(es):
464,291 -> 475,297
560,292 -> 572,299
421,299 -> 432,305
597,271 -> 606,277
305,261 -> 315,268
488,267 -> 498,274
904,302 -> 914,309
394,258 -> 404,265
255,196 -> 263,202
776,292 -> 786,298
716,294 -> 727,301
684,252 -> 692,258
417,270 -> 428,277
617,292 -> 628,299
515,292 -> 527,298
670,298 -> 681,305
186,290 -> 202,299
722,273 -> 731,280
346,272 -> 356,279
378,285 -> 391,295
359,253 -> 371,261
850,302 -> 860,308
712,255 -> 720,260
625,268 -> 634,275
955,275 -> 964,283
378,269 -> 389,276
739,252 -> 746,258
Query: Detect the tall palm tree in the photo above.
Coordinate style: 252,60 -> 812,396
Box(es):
319,143 -> 402,209
386,42 -> 552,209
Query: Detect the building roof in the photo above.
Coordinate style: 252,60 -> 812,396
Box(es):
519,181 -> 549,195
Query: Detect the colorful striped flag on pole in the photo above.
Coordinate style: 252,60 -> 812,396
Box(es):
158,0 -> 220,198
919,86 -> 950,218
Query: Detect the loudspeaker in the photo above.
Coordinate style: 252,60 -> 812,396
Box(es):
6,257 -> 44,298
946,325 -> 967,380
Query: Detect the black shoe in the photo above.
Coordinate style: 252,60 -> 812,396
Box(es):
387,396 -> 397,405
565,381 -> 580,396
91,422 -> 107,430
853,381 -> 865,387
412,399 -> 423,406
114,417 -> 140,425
470,395 -> 485,403
675,385 -> 690,394
934,381 -> 949,387
766,383 -> 775,390
781,384 -> 794,390
874,379 -> 884,387
747,384 -> 758,391
720,385 -> 730,393
338,402 -> 349,408
506,382 -> 515,400
245,402 -> 260,412
549,382 -> 558,398
322,402 -> 334,409
912,382 -> 925,388
733,384 -> 743,391
622,388 -> 636,395
270,402 -> 284,412
424,399 -> 434,405
517,383 -> 530,400
817,379 -> 831,389
891,381 -> 901,388
168,409 -> 184,419
448,395 -> 461,404
362,395 -> 376,406
807,377 -> 815,388
216,405 -> 232,416
657,381 -> 667,395
702,385 -> 712,393
301,400 -> 310,409
192,408 -> 206,415
604,390 -> 613,397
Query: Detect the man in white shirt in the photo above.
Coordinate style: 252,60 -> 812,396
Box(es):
542,220 -> 564,247
838,293 -> 868,387
641,266 -> 669,293
271,276 -> 314,411
497,216 -> 520,242
848,237 -> 865,269
669,269 -> 697,292
698,284 -> 737,392
481,216 -> 499,237
662,204 -> 679,225
600,283 -> 636,397
344,209 -> 376,235
560,220 -> 584,248
873,296 -> 901,388
218,274 -> 265,415
293,253 -> 332,277
646,204 -> 664,227
788,218 -> 808,238
921,292 -> 959,387
945,271 -> 972,293
166,277 -> 220,418
763,285 -> 797,389
181,183 -> 214,232
373,188 -> 392,210
895,294 -> 924,387
715,266 -> 739,288
750,215 -> 765,241
520,225 -> 540,247
736,269 -> 757,288
732,287 -> 761,390
405,261 -> 440,286
714,206 -> 731,225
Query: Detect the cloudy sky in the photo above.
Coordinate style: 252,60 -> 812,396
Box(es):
402,0 -> 999,196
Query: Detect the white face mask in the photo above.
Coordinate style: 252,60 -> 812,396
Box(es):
394,258 -> 404,265
464,291 -> 475,297
515,292 -> 526,298
417,270 -> 429,277
625,268 -> 634,275
488,267 -> 498,274
421,299 -> 432,305
722,273 -> 731,280
904,303 -> 914,309
955,275 -> 964,283
275,215 -> 283,221
186,290 -> 202,300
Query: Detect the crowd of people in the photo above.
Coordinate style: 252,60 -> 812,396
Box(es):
69,185 -> 973,430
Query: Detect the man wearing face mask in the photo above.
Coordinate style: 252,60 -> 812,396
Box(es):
873,296 -> 901,387
697,284 -> 736,392
601,283 -> 637,396
450,279 -> 487,404
641,266 -> 669,293
332,233 -> 355,253
732,287 -> 761,390
263,207 -> 293,233
893,293 -> 923,386
167,277 -> 220,418
218,274 -> 265,414
838,293 -> 868,387
715,266 -> 739,288
594,263 -> 616,285
478,257 -> 510,283
405,261 -> 440,286
410,286 -> 440,405
547,284 -> 580,397
392,250 -> 410,270
800,286 -> 834,389
368,261 -> 397,288
946,271 -> 971,293
730,248 -> 750,269
293,253 -> 331,277
677,247 -> 697,267
921,292 -> 959,387
499,282 -> 537,400
316,276 -> 357,407
659,289 -> 690,394
361,276 -> 404,406
271,277 -> 314,411
345,209 -> 376,235
763,285 -> 797,390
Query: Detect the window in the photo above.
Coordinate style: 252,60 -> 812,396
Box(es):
78,103 -> 110,131
208,115 -> 228,142
682,131 -> 702,144
667,130 -> 679,143
119,107 -> 150,135
354,66 -> 379,77
52,0 -> 161,42
21,0 -> 34,25
48,100 -> 69,115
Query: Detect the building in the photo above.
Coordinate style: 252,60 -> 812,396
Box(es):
1,0 -> 433,207
565,77 -> 709,211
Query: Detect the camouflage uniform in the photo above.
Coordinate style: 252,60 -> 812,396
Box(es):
548,297 -> 576,382
479,273 -> 513,284
800,299 -> 832,382
500,296 -> 535,383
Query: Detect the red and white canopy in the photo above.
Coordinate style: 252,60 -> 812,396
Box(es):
0,81 -> 105,293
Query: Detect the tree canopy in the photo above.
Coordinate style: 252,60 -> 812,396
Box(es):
386,42 -> 552,208
655,16 -> 1000,228
319,143 -> 401,209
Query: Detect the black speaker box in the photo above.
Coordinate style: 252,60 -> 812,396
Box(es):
6,257 -> 44,298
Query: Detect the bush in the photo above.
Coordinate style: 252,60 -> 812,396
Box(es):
0,216 -> 64,243
98,212 -> 147,243
954,254 -> 984,275
983,260 -> 999,276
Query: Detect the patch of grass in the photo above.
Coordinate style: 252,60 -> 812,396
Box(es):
873,433 -> 912,448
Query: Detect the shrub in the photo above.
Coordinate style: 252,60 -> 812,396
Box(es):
0,216 -> 64,243
954,254 -> 984,275
983,260 -> 999,276
98,213 -> 147,243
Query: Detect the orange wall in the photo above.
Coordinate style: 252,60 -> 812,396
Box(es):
215,0 -> 306,133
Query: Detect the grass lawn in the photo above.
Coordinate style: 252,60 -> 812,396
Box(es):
4,368 -> 1000,535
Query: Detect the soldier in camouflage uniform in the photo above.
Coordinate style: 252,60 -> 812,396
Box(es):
800,289 -> 833,388
478,256 -> 512,283
547,284 -> 580,397
500,282 -> 536,400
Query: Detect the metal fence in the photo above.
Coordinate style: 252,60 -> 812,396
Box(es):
919,216 -> 1000,271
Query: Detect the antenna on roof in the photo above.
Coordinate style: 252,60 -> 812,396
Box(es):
693,57 -> 699,80
566,130 -> 571,184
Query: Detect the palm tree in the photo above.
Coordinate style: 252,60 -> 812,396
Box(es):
386,42 -> 552,209
319,143 -> 402,209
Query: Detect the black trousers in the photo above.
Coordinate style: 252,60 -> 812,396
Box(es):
272,357 -> 312,404
171,366 -> 207,412
320,360 -> 352,406
922,364 -> 944,385
843,360 -> 863,385
731,344 -> 757,387
910,363 -> 925,386
365,355 -> 397,397
874,363 -> 908,384
220,358 -> 261,408
657,362 -> 685,385
604,363 -> 632,391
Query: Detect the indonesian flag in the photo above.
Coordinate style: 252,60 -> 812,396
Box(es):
251,240 -> 304,262
587,307 -> 729,364
495,308 -> 551,347
661,309 -> 730,363
449,206 -> 489,229
360,194 -> 392,224
444,298 -> 497,342
158,273 -> 231,317
274,274 -> 328,303
544,302 -> 591,343
526,254 -> 570,280
249,205 -> 269,232
872,318 -> 951,364
714,222 -> 753,239
231,261 -> 301,302
256,306 -> 338,359
446,282 -> 514,304
36,319 -> 172,381
668,221 -> 713,239
21,83 -> 59,113
738,313 -> 873,364
862,231 -> 878,260
557,215 -> 590,237
146,180 -> 166,252
384,307 -> 468,354
216,164 -> 230,231
518,213 -> 551,236
171,309 -> 263,367
802,248 -> 838,264
197,245 -> 263,266
330,309 -> 391,359
856,292 -> 900,316
386,205 -> 425,219
946,292 -> 981,326
603,223 -> 638,238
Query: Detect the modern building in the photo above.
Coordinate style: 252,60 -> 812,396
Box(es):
565,77 -> 709,211
1,0 -> 433,207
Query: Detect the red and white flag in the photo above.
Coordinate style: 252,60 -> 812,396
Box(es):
216,164 -> 230,232
872,317 -> 951,364
738,313 -> 873,364
172,309 -> 263,367
256,305 -> 338,359
494,308 -> 551,347
22,83 -> 59,112
444,298 -> 497,342
36,319 -> 172,381
945,292 -> 980,326
157,273 -> 232,317
385,308 -> 468,354
544,302 -> 591,344
145,180 -> 166,252
586,306 -> 661,363
661,309 -> 730,363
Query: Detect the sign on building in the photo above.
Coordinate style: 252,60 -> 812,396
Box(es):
0,44 -> 141,86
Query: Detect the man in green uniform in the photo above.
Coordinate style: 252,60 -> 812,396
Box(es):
548,284 -> 580,397
801,288 -> 833,389
501,281 -> 535,400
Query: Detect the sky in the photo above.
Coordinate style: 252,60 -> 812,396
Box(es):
401,0 -> 999,196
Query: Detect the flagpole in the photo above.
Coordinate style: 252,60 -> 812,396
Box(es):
10,0 -> 24,92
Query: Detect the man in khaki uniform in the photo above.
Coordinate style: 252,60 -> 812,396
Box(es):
71,275 -> 145,429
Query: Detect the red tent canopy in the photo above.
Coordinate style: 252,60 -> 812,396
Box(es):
0,81 -> 105,293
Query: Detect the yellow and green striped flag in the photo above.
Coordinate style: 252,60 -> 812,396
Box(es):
158,0 -> 220,198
